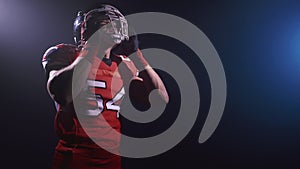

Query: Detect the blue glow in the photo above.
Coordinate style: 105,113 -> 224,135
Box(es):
276,16 -> 300,86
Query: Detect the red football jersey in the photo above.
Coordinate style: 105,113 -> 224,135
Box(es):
75,53 -> 124,152
42,43 -> 137,152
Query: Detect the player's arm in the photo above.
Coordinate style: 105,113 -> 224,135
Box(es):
47,53 -> 90,105
135,49 -> 169,103
112,36 -> 169,103
45,45 -> 102,106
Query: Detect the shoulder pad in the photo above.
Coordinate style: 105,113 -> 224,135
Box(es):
42,43 -> 79,69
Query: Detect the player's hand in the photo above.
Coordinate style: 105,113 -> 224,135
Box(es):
85,24 -> 119,51
82,31 -> 118,60
111,34 -> 139,57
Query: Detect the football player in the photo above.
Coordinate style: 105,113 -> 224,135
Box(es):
42,4 -> 168,169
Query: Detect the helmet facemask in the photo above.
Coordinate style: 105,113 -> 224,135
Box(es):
104,10 -> 129,44
82,5 -> 129,45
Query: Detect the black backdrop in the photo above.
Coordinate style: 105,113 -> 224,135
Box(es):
1,0 -> 300,168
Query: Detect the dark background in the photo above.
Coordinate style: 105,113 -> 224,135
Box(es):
1,0 -> 300,168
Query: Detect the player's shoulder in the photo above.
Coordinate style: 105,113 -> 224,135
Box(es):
42,43 -> 78,59
42,43 -> 79,69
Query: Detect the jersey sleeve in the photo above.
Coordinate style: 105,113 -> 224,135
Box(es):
41,44 -> 78,79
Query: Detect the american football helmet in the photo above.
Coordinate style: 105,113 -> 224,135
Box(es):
81,4 -> 129,44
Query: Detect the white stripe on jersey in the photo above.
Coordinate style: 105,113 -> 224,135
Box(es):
87,80 -> 106,88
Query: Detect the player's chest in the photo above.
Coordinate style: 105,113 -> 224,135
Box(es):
88,60 -> 123,99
